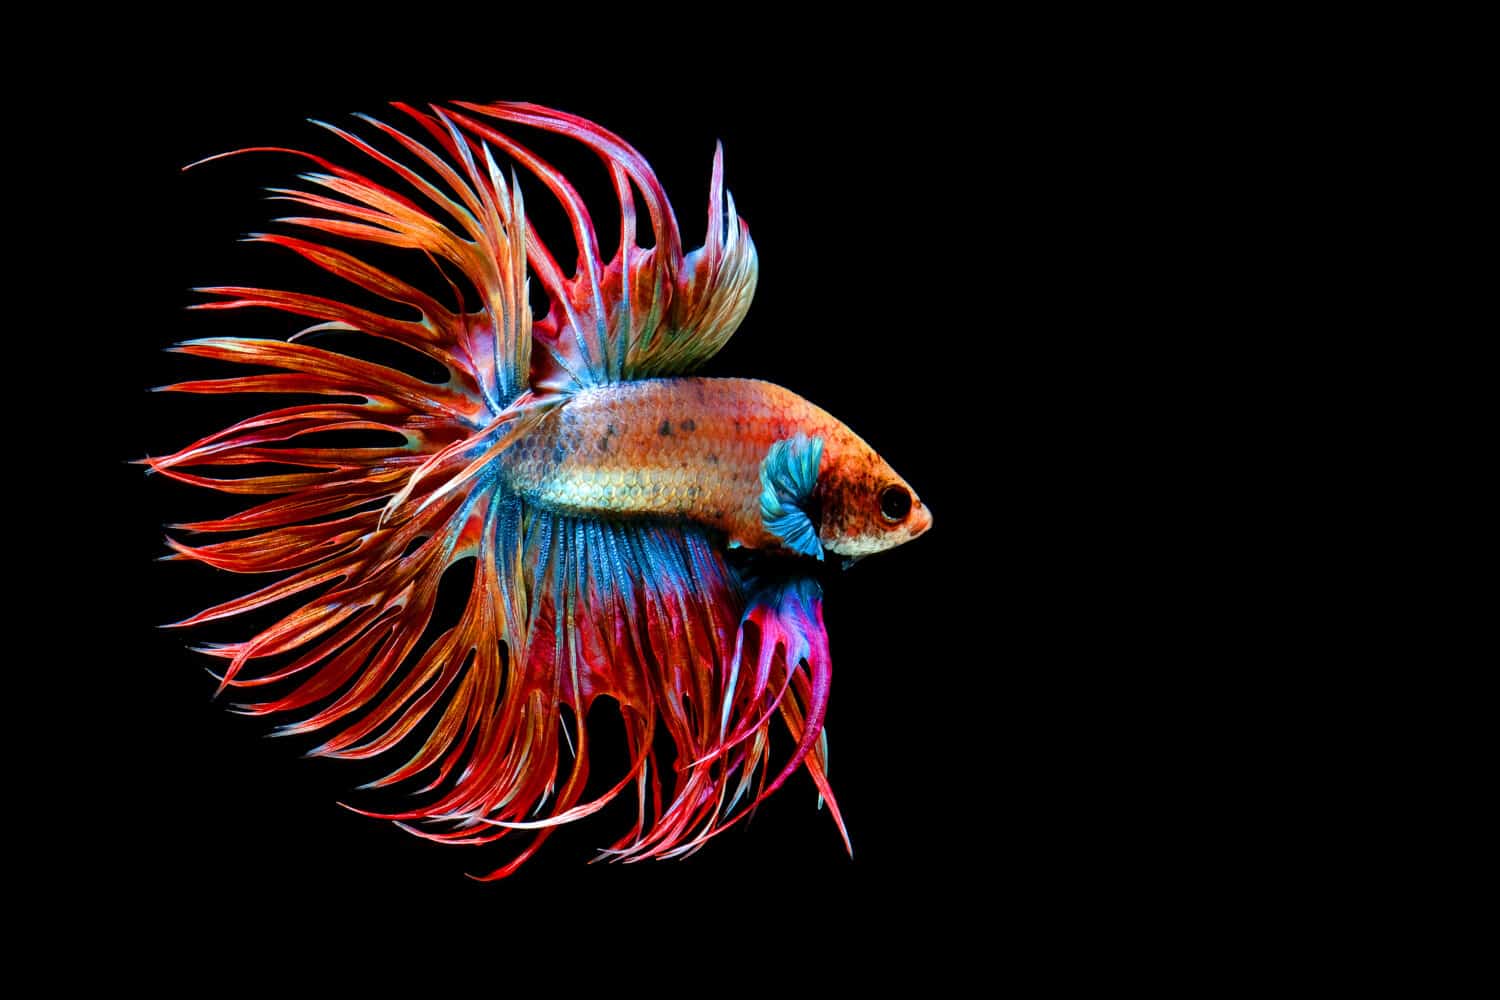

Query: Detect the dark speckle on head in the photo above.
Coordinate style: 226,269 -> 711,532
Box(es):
659,419 -> 673,436
598,435 -> 610,453
680,418 -> 695,433
706,452 -> 719,464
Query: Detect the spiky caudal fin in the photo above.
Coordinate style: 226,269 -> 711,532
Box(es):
152,102 -> 844,876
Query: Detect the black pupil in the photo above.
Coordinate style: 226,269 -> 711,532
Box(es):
879,485 -> 911,521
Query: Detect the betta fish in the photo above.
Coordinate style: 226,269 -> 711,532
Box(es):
151,100 -> 931,878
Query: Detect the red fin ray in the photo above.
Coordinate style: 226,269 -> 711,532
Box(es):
442,101 -> 758,388
166,338 -> 482,420
163,103 -> 840,876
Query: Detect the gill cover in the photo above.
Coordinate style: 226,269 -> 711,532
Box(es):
759,433 -> 825,560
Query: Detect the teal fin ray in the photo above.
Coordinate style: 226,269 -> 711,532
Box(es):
758,434 -> 825,560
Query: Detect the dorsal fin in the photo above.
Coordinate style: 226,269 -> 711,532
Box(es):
444,102 -> 759,389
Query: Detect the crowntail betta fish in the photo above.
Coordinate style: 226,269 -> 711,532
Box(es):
151,101 -> 931,878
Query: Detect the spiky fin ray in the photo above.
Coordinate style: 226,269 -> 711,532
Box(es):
163,104 -> 839,876
200,109 -> 534,411
447,101 -> 759,387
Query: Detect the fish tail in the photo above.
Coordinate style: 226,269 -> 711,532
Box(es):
162,103 -> 838,875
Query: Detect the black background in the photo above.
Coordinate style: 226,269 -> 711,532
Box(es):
52,37 -> 1272,976
44,25 -> 1350,980
89,71 -> 1022,943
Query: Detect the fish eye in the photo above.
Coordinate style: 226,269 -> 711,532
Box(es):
878,484 -> 911,523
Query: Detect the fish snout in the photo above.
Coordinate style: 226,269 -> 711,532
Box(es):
909,497 -> 933,540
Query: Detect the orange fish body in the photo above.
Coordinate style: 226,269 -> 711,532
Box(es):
155,100 -> 931,877
505,377 -> 931,554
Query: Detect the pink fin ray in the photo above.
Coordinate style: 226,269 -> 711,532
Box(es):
161,103 -> 838,877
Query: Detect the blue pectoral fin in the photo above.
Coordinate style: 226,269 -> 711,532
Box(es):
759,433 -> 825,560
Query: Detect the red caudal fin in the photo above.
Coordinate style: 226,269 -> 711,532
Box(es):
157,104 -> 838,876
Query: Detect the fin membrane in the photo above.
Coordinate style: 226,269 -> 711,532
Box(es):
759,433 -> 825,559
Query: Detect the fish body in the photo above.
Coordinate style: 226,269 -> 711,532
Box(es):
155,100 -> 930,877
504,377 -> 930,555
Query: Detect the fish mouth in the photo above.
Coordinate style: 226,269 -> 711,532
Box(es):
909,498 -> 933,539
822,496 -> 932,556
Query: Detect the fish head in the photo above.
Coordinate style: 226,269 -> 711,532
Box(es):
816,430 -> 932,558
